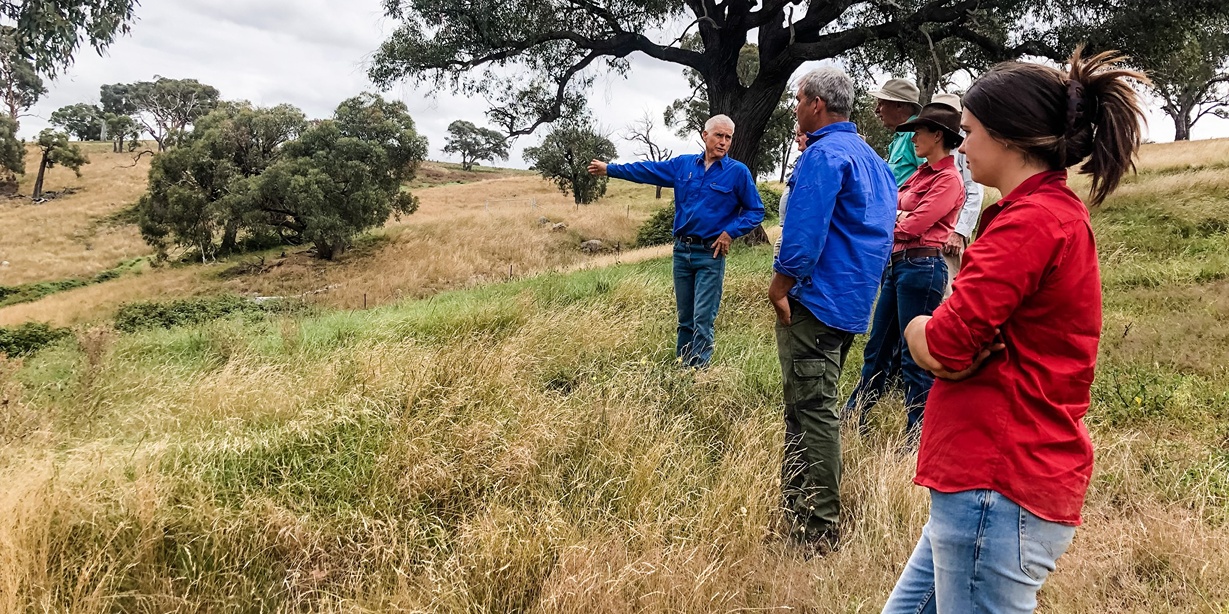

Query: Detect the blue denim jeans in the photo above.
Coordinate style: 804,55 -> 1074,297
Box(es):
673,238 -> 726,367
845,255 -> 947,435
882,489 -> 1076,614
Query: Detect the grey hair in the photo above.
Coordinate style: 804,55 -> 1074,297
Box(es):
796,67 -> 854,118
704,114 -> 735,132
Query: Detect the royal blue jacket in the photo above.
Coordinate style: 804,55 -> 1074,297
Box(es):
608,154 -> 764,240
775,122 -> 897,333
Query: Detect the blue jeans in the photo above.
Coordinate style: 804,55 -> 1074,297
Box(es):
883,489 -> 1076,614
845,255 -> 947,435
673,238 -> 726,367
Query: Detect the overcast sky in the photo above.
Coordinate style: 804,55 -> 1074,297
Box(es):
19,0 -> 1229,169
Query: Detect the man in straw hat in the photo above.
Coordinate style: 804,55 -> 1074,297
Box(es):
872,78 -> 924,187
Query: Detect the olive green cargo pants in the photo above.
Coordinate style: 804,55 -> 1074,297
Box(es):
775,297 -> 854,543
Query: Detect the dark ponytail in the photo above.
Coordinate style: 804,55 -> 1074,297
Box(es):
963,47 -> 1148,206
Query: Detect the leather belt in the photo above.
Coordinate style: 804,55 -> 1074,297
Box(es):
890,247 -> 942,264
676,235 -> 714,245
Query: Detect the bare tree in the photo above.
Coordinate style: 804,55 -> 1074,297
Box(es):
622,112 -> 673,200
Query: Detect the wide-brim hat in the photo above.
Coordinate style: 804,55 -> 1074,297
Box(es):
931,93 -> 963,113
897,103 -> 964,146
870,78 -> 920,105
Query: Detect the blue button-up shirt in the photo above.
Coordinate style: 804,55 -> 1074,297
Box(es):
607,154 -> 765,240
775,122 -> 897,333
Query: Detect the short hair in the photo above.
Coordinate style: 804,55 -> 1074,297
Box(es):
796,67 -> 854,118
704,114 -> 735,132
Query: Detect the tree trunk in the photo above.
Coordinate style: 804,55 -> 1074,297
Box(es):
32,152 -> 49,199
1165,103 -> 1193,141
315,240 -> 343,260
915,55 -> 939,106
723,88 -> 780,174
1174,121 -> 1190,141
778,139 -> 792,183
655,186 -> 663,199
220,220 -> 239,254
711,77 -> 786,243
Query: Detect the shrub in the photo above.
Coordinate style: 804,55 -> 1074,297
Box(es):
636,201 -> 676,247
114,295 -> 262,332
114,296 -> 313,332
0,322 -> 72,357
757,182 -> 782,220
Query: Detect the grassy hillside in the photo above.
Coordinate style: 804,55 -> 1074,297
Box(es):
0,145 -> 668,326
1,140 -> 1229,612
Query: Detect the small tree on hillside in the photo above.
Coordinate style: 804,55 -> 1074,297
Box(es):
255,94 -> 428,260
100,83 -> 141,151
32,129 -> 88,199
523,119 -> 617,205
442,120 -> 509,171
50,103 -> 103,140
0,26 -> 46,123
623,112 -> 671,199
104,113 -> 141,152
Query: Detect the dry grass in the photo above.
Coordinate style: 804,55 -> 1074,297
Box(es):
0,159 -> 669,325
0,143 -> 152,286
4,245 -> 1228,611
1,139 -> 1228,612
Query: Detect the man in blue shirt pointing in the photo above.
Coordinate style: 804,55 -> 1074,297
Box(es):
589,115 -> 764,367
769,67 -> 897,556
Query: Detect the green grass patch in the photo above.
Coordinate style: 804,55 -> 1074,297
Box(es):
0,258 -> 146,308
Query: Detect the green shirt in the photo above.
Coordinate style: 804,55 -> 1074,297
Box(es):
887,119 -> 922,188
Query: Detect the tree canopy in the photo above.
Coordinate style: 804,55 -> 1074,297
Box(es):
2,0 -> 137,76
523,119 -> 617,205
137,96 -> 428,262
50,102 -> 102,140
103,78 -> 221,150
0,113 -> 22,179
442,120 -> 510,171
1078,0 -> 1229,140
0,25 -> 45,122
368,0 -> 1125,166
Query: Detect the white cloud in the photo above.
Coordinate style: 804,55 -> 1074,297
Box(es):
20,1 -> 1227,169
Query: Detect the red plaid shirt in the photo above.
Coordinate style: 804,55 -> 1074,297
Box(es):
918,170 -> 1100,525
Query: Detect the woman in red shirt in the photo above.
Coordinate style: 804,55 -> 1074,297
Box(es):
883,49 -> 1146,613
844,103 -> 966,440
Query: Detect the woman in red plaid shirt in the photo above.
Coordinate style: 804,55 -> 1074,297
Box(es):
883,49 -> 1147,613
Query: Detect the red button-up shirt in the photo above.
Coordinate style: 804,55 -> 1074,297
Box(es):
894,155 -> 965,252
918,170 -> 1100,525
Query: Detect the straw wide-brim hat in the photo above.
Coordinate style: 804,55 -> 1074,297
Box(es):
897,103 -> 964,146
870,78 -> 920,105
931,93 -> 963,113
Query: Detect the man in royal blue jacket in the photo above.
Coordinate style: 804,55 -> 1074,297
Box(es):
589,115 -> 764,367
769,67 -> 897,556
